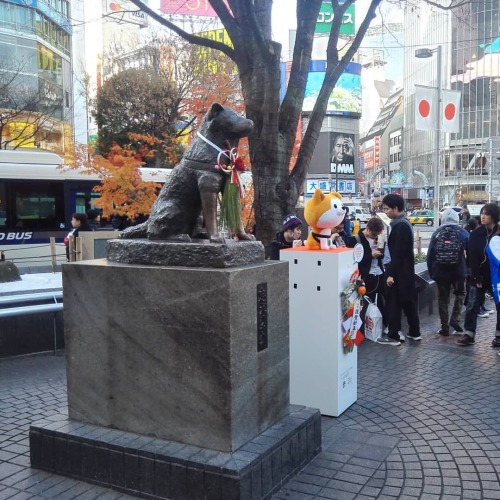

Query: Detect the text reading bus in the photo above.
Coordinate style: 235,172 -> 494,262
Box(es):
0,149 -> 170,268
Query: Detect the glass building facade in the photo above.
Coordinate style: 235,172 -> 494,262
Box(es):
0,0 -> 72,152
403,0 -> 500,208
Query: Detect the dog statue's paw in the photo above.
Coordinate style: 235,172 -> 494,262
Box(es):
209,234 -> 225,244
236,232 -> 255,241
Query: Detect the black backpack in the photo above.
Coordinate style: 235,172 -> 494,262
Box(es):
434,226 -> 462,265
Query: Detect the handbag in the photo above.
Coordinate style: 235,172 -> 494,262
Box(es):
364,295 -> 383,342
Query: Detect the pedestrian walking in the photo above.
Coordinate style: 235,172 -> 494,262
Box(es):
379,193 -> 421,346
457,203 -> 500,346
460,204 -> 471,225
426,208 -> 469,335
64,212 -> 93,262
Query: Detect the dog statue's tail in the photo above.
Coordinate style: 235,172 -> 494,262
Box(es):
118,222 -> 148,239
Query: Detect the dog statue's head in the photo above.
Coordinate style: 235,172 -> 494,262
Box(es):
201,103 -> 254,148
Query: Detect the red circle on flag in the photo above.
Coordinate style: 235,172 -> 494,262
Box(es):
444,103 -> 456,121
418,99 -> 431,118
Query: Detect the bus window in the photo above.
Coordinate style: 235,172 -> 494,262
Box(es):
12,182 -> 64,230
74,191 -> 87,213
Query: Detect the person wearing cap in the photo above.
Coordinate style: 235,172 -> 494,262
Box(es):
269,214 -> 303,260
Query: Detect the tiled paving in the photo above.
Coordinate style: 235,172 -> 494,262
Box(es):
1,303 -> 499,499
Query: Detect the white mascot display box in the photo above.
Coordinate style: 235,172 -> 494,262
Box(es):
280,189 -> 362,416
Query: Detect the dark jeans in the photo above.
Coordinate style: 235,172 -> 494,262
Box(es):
464,285 -> 500,336
436,279 -> 466,330
464,285 -> 485,337
386,285 -> 420,338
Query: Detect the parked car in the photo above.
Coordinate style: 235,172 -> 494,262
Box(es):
346,206 -> 371,225
408,209 -> 435,226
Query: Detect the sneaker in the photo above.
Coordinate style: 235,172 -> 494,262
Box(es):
383,326 -> 389,334
398,331 -> 406,342
377,335 -> 401,346
480,306 -> 494,316
449,320 -> 463,333
492,337 -> 500,348
405,333 -> 422,341
457,334 -> 475,346
437,329 -> 450,336
478,309 -> 490,318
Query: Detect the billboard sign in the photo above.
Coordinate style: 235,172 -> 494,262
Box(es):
363,148 -> 374,170
306,179 -> 356,195
330,132 -> 356,177
303,61 -> 361,117
315,2 -> 355,35
374,136 -> 380,168
161,0 -> 228,17
105,1 -> 148,27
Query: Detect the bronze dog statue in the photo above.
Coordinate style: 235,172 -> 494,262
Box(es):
120,103 -> 254,243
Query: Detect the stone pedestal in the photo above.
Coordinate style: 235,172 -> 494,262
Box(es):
63,258 -> 289,452
30,255 -> 322,499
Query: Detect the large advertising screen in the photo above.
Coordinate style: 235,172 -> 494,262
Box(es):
303,60 -> 362,117
330,132 -> 355,177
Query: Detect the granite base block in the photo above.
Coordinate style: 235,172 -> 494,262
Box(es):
30,405 -> 321,500
63,259 -> 289,453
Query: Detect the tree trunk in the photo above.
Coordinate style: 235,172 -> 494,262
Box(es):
126,0 -> 382,254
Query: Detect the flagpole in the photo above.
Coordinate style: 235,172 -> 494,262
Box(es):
415,45 -> 442,230
434,45 -> 442,230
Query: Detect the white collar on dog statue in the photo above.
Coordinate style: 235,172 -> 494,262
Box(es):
196,132 -> 231,160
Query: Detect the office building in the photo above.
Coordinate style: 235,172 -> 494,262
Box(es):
0,0 -> 73,157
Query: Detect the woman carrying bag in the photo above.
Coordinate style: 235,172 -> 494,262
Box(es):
346,217 -> 388,336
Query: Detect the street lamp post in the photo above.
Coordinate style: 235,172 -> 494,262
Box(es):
415,45 -> 442,230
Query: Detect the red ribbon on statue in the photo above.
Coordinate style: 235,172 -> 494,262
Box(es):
216,148 -> 247,199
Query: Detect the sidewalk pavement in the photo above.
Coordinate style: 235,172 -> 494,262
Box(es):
1,300 -> 499,499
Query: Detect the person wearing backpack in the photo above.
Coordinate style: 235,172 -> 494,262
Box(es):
427,208 -> 469,336
457,203 -> 500,346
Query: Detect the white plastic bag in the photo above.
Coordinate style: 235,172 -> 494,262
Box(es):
364,296 -> 383,342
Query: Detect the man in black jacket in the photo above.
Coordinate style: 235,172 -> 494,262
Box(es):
382,194 -> 421,345
269,214 -> 303,260
457,203 -> 500,346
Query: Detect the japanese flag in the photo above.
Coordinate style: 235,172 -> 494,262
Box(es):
415,85 -> 438,131
441,89 -> 461,133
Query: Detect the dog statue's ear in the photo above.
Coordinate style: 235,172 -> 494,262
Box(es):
207,102 -> 224,121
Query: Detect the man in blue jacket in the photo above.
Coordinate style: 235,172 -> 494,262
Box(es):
457,203 -> 500,346
427,208 -> 469,335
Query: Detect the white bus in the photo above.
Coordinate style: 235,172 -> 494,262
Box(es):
0,149 -> 170,268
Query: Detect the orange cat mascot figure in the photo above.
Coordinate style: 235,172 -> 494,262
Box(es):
304,189 -> 346,250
